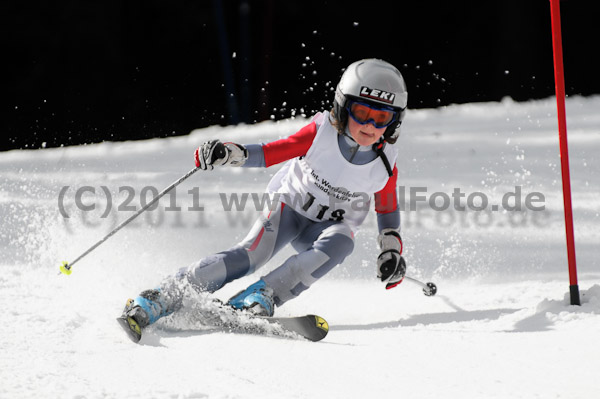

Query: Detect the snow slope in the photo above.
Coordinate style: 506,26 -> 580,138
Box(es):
1,96 -> 599,398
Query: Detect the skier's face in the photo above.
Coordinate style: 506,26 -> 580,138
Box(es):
347,117 -> 387,146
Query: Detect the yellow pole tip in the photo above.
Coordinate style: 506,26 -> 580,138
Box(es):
59,261 -> 72,276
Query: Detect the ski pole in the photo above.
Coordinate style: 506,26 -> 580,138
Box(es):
404,275 -> 437,296
59,167 -> 201,275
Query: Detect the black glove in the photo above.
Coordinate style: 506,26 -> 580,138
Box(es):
377,228 -> 405,289
377,251 -> 406,289
194,140 -> 247,170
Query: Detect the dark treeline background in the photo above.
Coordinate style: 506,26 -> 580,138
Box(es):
2,0 -> 597,151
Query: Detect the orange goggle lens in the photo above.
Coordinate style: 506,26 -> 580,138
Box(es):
347,102 -> 396,128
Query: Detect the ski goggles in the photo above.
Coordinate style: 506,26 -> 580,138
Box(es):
346,101 -> 397,128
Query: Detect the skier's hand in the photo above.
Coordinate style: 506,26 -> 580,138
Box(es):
194,140 -> 248,170
377,228 -> 405,289
377,251 -> 406,289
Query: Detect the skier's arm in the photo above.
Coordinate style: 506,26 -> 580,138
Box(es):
244,121 -> 318,167
374,164 -> 400,232
374,165 -> 406,289
194,121 -> 318,169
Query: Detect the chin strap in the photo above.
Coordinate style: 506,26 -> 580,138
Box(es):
373,141 -> 393,177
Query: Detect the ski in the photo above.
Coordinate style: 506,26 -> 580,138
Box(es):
242,314 -> 329,342
116,315 -> 144,343
117,312 -> 329,343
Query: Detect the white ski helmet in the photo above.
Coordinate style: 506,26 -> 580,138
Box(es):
333,59 -> 407,143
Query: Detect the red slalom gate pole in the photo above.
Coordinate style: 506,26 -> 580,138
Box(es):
549,0 -> 580,305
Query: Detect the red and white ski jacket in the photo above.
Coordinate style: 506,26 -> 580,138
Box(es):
247,112 -> 399,233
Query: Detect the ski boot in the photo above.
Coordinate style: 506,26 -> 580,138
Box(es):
117,289 -> 173,343
227,279 -> 275,317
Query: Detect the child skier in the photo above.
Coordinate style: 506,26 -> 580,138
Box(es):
121,58 -> 409,334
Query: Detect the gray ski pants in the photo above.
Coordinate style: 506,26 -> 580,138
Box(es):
178,201 -> 355,306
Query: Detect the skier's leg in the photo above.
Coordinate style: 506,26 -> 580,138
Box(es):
224,204 -> 318,316
262,221 -> 355,306
123,202 -> 303,326
181,202 -> 304,291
